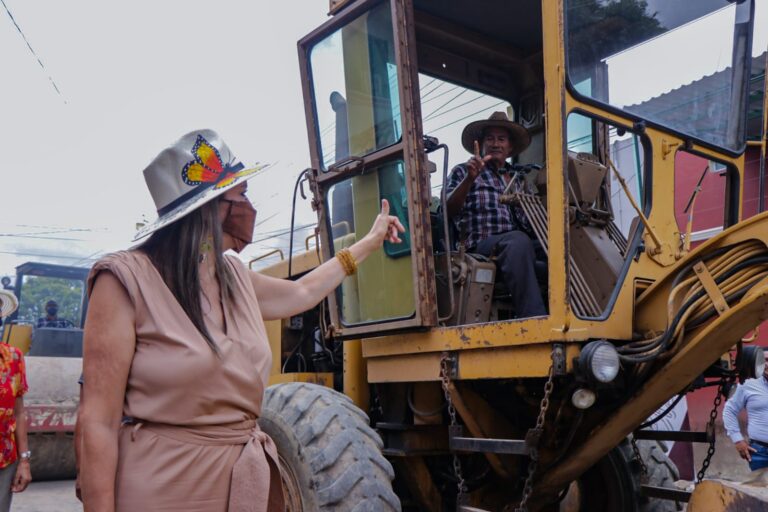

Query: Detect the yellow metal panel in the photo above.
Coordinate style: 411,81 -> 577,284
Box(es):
367,352 -> 441,383
258,250 -> 321,279
2,324 -> 31,354
688,479 -> 768,511
366,344 -> 580,382
459,344 -> 579,379
361,318 -> 569,358
343,340 -> 369,411
265,319 -> 282,377
268,372 -> 334,388
541,0 -> 569,331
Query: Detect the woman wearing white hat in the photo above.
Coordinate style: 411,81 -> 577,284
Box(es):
0,289 -> 32,511
78,130 -> 405,512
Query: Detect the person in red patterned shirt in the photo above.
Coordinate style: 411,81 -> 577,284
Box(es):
0,289 -> 31,511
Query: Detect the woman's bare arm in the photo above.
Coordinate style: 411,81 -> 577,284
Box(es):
250,199 -> 405,321
80,271 -> 136,512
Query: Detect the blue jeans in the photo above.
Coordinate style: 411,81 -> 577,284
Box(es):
749,441 -> 768,471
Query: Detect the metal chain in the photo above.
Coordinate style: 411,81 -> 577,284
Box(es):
515,364 -> 555,512
696,377 -> 728,483
440,353 -> 468,507
630,436 -> 648,476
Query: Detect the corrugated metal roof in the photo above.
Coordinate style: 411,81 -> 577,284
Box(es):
626,52 -> 766,142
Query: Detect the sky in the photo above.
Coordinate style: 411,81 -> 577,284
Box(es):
0,0 -> 328,278
1,0 -> 766,283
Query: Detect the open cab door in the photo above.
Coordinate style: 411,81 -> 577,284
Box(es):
298,0 -> 436,337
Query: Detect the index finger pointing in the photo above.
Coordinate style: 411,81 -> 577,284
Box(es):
474,140 -> 480,159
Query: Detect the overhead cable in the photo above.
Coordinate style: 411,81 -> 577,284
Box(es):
0,0 -> 66,102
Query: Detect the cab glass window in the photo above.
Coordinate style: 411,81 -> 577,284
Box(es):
17,275 -> 84,328
326,160 -> 415,325
309,2 -> 401,170
565,112 -> 647,318
674,152 -> 732,247
565,0 -> 753,151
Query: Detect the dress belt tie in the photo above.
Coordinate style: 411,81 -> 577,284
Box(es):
122,418 -> 284,512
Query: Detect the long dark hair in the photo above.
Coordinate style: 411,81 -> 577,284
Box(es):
138,198 -> 235,353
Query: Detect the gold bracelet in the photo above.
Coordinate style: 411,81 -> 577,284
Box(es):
336,248 -> 357,276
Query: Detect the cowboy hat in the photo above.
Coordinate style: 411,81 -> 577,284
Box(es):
133,129 -> 269,241
0,289 -> 18,319
461,111 -> 531,156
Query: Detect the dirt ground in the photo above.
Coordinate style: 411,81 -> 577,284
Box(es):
12,480 -> 81,512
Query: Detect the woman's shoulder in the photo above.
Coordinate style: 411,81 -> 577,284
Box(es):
88,250 -> 150,297
93,249 -> 146,267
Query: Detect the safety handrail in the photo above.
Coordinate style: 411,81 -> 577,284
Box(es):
248,249 -> 285,269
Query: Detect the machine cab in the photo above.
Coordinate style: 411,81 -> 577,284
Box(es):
298,0 -> 760,338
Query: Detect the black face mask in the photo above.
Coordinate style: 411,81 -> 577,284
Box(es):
46,307 -> 58,316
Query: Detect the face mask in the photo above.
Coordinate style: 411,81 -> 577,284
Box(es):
46,307 -> 58,316
222,200 -> 256,253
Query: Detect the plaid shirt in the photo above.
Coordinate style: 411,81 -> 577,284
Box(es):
36,318 -> 72,328
446,163 -> 520,250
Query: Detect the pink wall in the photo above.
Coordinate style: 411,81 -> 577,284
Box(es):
674,147 -> 766,429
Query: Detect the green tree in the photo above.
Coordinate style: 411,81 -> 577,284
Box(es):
567,0 -> 665,80
16,276 -> 84,328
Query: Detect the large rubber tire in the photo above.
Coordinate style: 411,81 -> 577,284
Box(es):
636,440 -> 682,512
260,383 -> 401,512
573,439 -> 681,511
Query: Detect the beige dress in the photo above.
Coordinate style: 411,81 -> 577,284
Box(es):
87,250 -> 283,512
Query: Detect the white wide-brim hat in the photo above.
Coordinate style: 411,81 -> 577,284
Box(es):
133,129 -> 269,241
0,289 -> 18,319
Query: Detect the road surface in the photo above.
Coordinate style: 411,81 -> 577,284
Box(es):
12,480 -> 81,512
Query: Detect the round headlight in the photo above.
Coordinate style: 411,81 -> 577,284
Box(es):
580,341 -> 620,384
739,345 -> 765,380
571,388 -> 596,409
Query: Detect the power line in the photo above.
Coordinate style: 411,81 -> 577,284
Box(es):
425,91 -> 491,124
419,76 -> 437,92
428,100 -> 508,134
0,249 -> 97,263
421,85 -> 461,105
0,0 -> 66,102
0,234 -> 86,241
420,81 -> 445,101
423,89 -> 469,121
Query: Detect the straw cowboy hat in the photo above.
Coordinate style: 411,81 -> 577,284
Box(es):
0,289 -> 18,319
461,111 -> 531,156
133,129 -> 269,241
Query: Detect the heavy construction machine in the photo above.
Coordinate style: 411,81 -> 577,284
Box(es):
256,0 -> 768,510
1,262 -> 87,480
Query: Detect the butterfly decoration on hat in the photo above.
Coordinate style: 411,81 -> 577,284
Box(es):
182,135 -> 259,190
133,129 -> 269,241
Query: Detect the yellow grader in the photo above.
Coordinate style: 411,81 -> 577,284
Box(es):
257,0 -> 768,510
1,262 -> 87,480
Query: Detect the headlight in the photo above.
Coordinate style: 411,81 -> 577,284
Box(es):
571,388 -> 596,409
579,341 -> 620,384
739,345 -> 765,380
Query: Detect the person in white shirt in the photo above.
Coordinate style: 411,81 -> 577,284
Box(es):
723,357 -> 768,471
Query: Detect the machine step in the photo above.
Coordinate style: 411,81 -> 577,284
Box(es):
641,484 -> 692,503
634,426 -> 713,443
448,425 -> 530,455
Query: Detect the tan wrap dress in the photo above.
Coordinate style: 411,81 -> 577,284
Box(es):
87,250 -> 283,512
